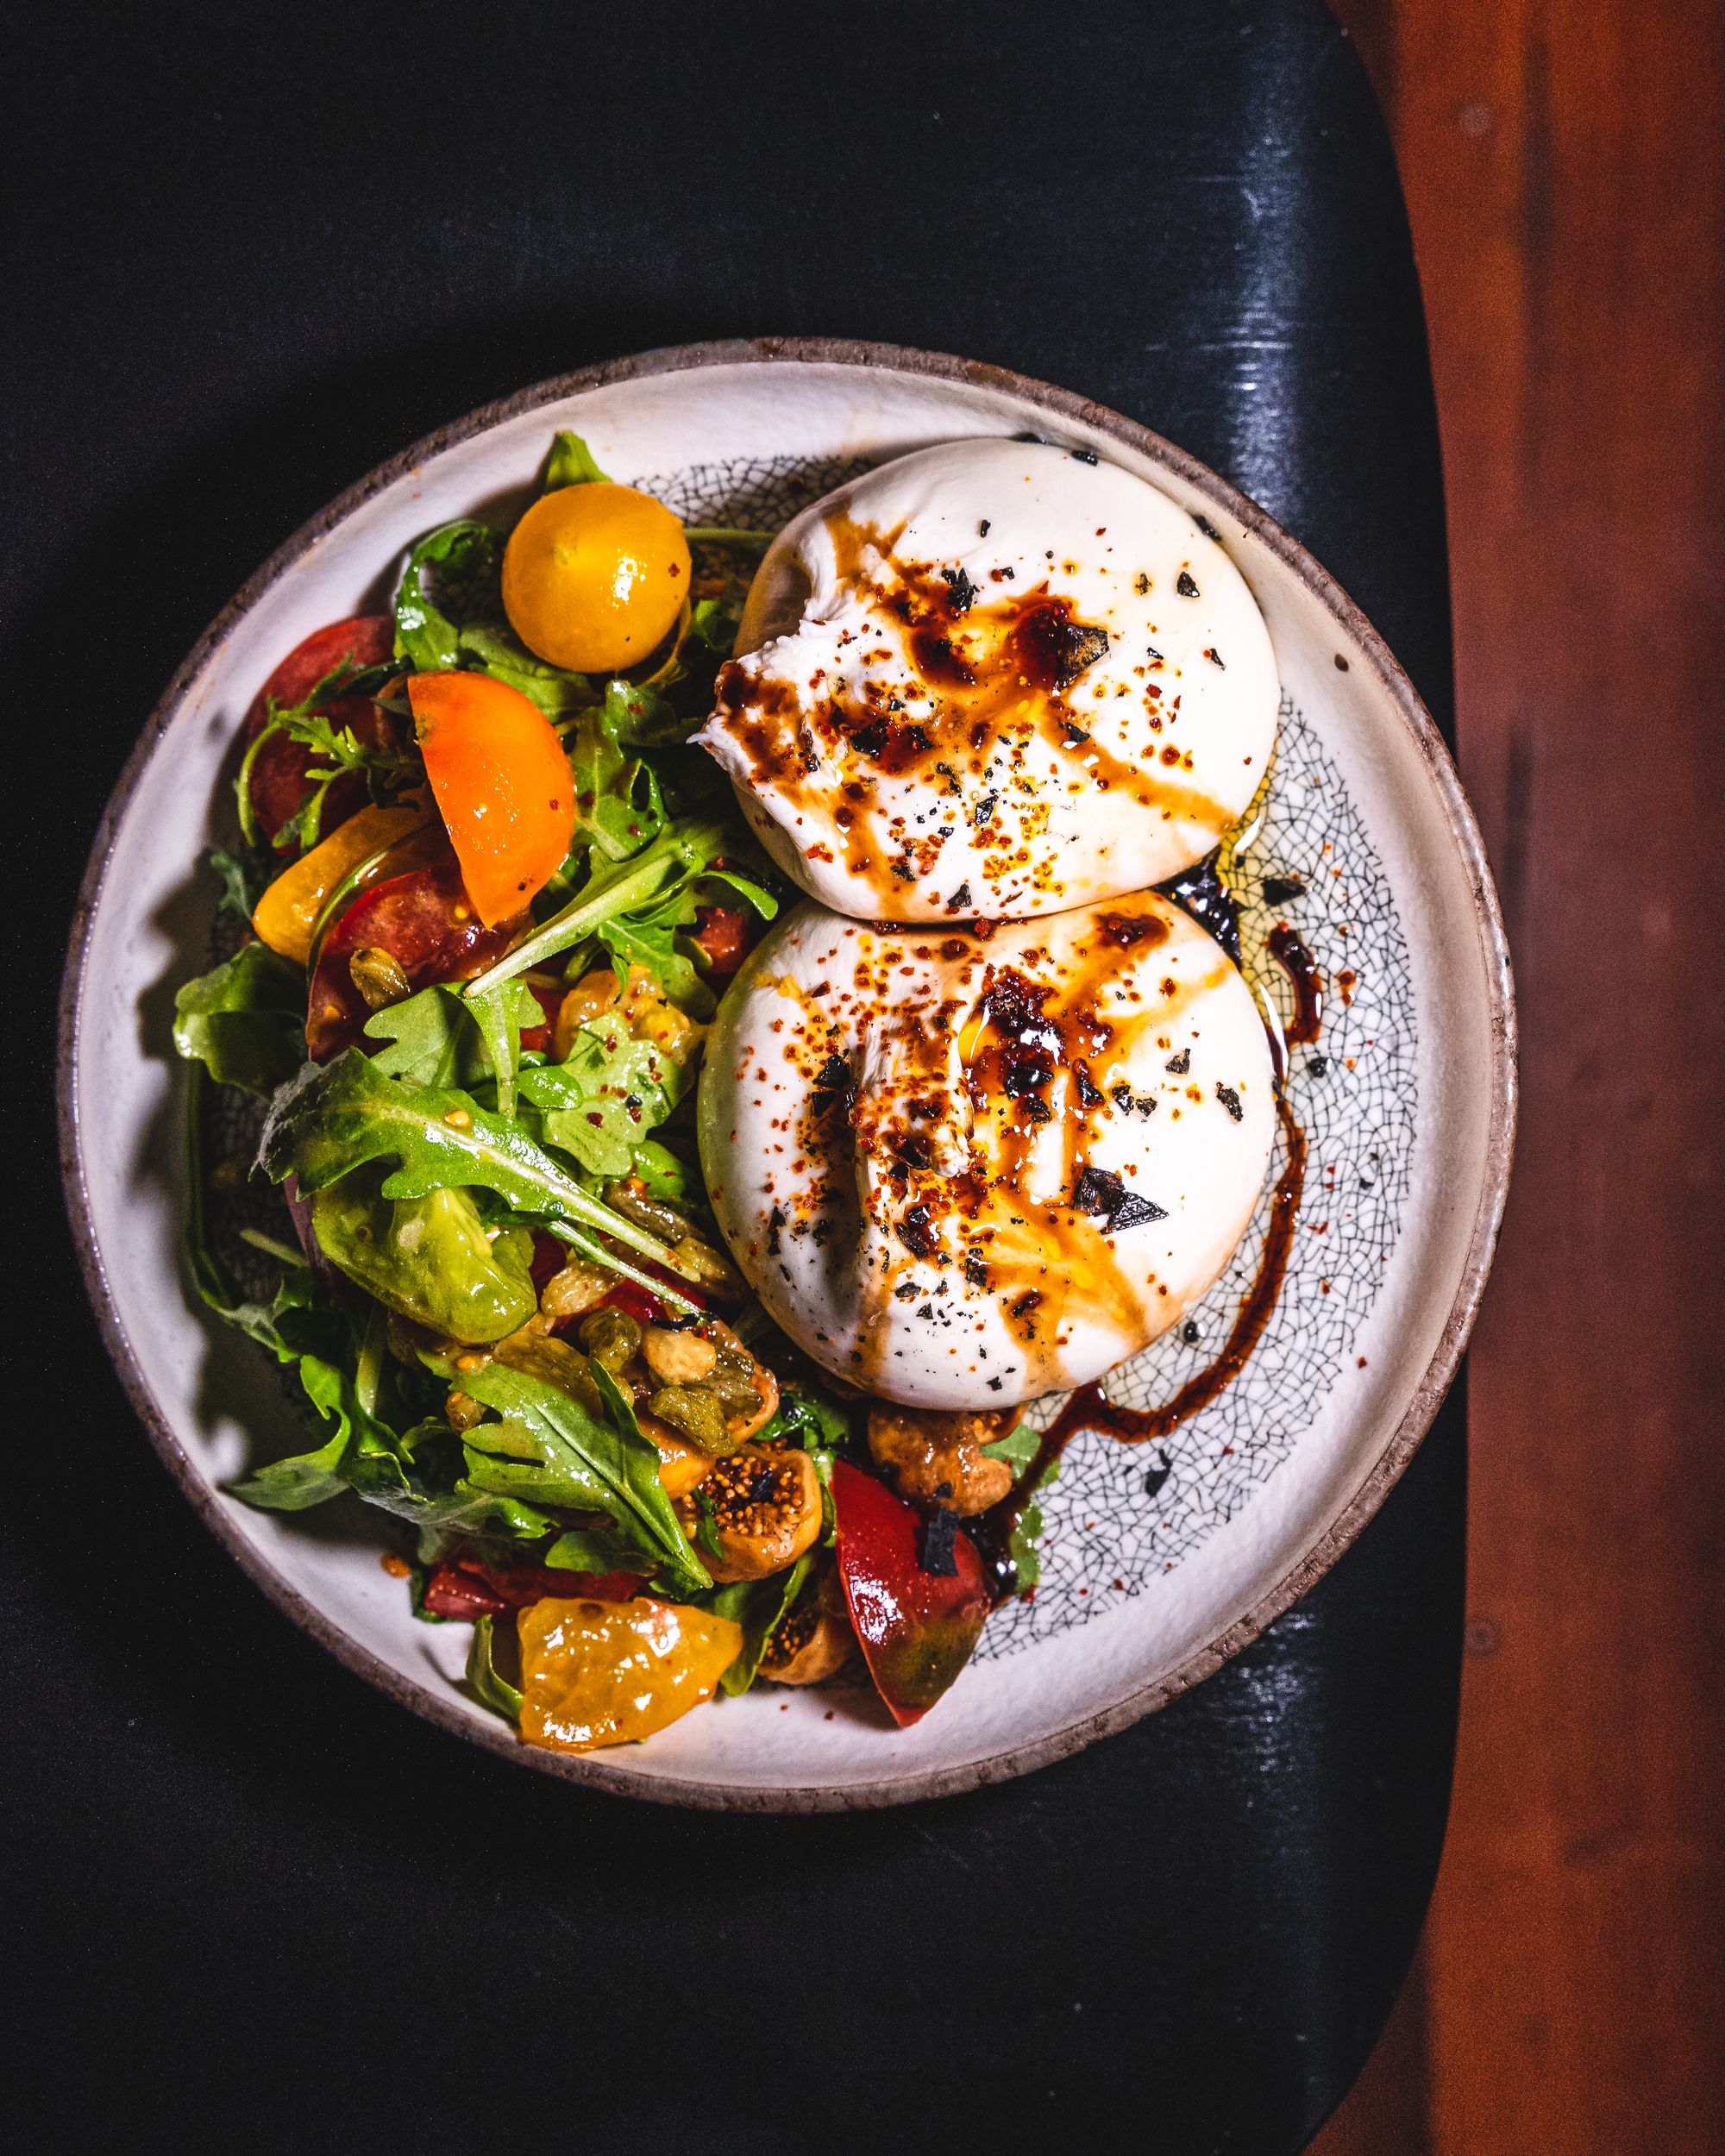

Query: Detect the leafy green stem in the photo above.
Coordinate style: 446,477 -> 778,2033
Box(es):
683,526 -> 775,548
459,852 -> 677,1000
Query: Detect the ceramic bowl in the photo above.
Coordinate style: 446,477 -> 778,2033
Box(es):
58,340 -> 1515,1808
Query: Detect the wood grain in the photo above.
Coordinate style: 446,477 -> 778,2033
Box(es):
1315,2 -> 1725,2148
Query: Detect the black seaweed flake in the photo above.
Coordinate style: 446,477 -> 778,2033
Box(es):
917,1303 -> 935,1319
1073,1164 -> 1125,1216
1074,1163 -> 1165,1231
1194,515 -> 1221,542
920,1508 -> 959,1576
1014,430 -> 1048,444
946,881 -> 973,912
1176,570 -> 1200,599
767,1204 -> 786,1256
1051,621 -> 1109,684
1022,1097 -> 1052,1124
898,1205 -> 938,1258
1165,1048 -> 1191,1075
979,518 -> 991,536
1307,1055 -> 1329,1077
1142,1448 -> 1173,1499
1145,643 -> 1164,661
1215,1081 -> 1244,1122
1204,647 -> 1226,669
890,859 -> 915,881
973,793 -> 998,826
1260,874 -> 1305,906
1075,1064 -> 1104,1107
944,565 -> 976,615
963,1251 -> 990,1288
1070,447 -> 1099,465
893,1280 -> 922,1302
813,1052 -> 851,1091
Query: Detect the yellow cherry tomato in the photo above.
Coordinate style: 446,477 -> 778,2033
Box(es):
516,1597 -> 743,1752
251,795 -> 435,966
407,672 -> 576,927
501,482 -> 691,673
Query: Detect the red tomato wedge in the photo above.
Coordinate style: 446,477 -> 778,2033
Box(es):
306,856 -> 526,1062
244,616 -> 398,850
420,1554 -> 642,1620
831,1459 -> 992,1727
692,904 -> 752,975
407,673 -> 576,927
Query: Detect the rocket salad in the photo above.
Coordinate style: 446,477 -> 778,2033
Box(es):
176,433 -> 1041,1754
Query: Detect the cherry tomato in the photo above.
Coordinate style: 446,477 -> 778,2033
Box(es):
830,1458 -> 991,1726
518,974 -> 562,1055
517,1596 -> 743,1752
501,482 -> 690,673
243,616 -> 398,850
595,1280 -> 669,1329
407,672 -> 577,927
692,903 -> 752,975
306,856 -> 524,1062
251,798 -> 436,967
420,1554 -> 641,1620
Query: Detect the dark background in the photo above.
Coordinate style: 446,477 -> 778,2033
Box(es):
8,6 -> 1467,2152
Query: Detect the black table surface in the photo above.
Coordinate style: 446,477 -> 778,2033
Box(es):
8,4 -> 1463,2151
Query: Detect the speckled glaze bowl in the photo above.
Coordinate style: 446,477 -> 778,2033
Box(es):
57,341 -> 1515,1809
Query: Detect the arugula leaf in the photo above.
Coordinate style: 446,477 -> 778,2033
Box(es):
543,1522 -> 653,1575
518,1016 -> 695,1179
461,818 -> 775,1004
173,943 -> 305,1096
758,1384 -> 860,1456
361,984 -> 489,1088
227,1352 -> 403,1512
543,430 -> 610,490
466,1615 -> 524,1721
394,520 -> 505,672
980,1420 -> 1058,1590
257,1049 -> 691,1274
695,1551 -> 815,1698
629,1138 -> 693,1205
207,845 -> 267,924
455,624 -> 593,718
457,1360 -> 710,1596
688,597 -> 737,653
565,682 -> 668,862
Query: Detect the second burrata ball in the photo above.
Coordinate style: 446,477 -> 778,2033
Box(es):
695,437 -> 1278,923
697,895 -> 1276,1409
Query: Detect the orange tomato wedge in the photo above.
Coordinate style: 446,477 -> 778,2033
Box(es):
406,673 -> 576,926
251,795 -> 434,966
516,1597 -> 743,1752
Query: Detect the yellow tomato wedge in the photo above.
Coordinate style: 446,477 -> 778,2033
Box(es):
407,673 -> 576,927
517,1597 -> 743,1752
252,796 -> 434,965
502,481 -> 690,673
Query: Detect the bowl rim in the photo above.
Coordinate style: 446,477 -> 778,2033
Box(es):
56,336 -> 1516,1811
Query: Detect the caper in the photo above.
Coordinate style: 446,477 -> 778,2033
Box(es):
578,1307 -> 642,1372
348,946 -> 412,1010
649,1383 -> 734,1454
